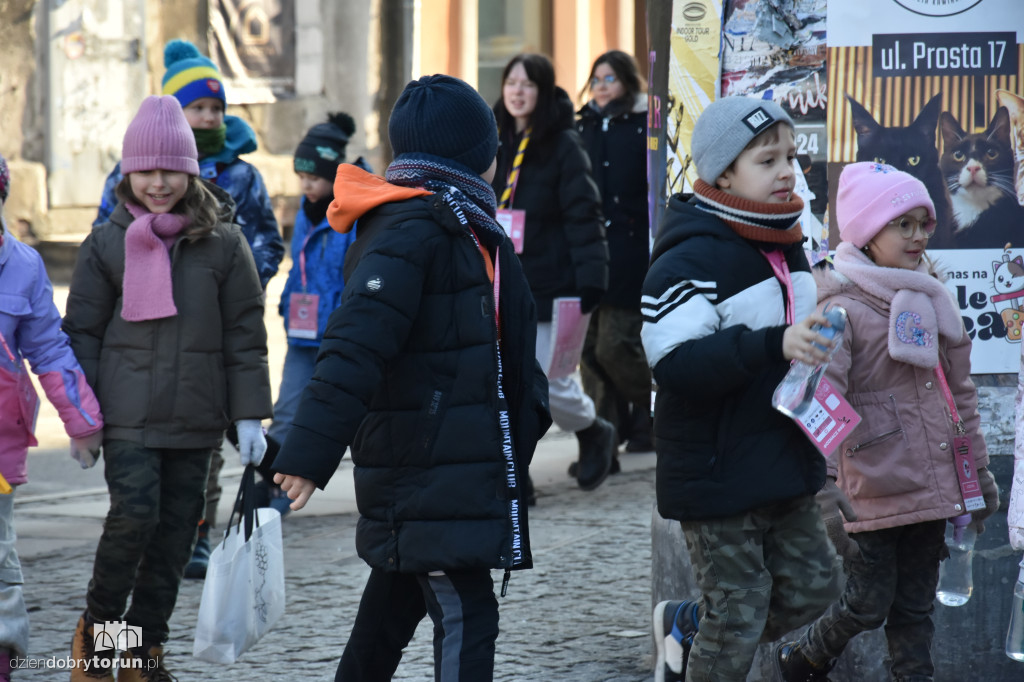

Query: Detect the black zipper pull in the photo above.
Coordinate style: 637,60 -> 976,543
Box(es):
501,569 -> 511,597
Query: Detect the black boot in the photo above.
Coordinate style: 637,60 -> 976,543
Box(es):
774,641 -> 835,682
574,417 -> 615,491
625,403 -> 653,452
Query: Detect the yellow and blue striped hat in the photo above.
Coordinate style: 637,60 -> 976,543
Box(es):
161,39 -> 226,108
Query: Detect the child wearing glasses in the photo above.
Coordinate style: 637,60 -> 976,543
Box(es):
773,162 -> 999,681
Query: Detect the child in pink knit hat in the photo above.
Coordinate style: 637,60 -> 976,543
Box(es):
62,95 -> 273,680
773,161 -> 999,680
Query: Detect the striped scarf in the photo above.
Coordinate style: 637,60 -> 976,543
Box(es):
693,179 -> 804,244
386,152 -> 505,246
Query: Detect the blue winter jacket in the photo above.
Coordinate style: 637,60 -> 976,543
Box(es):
93,115 -> 284,288
279,200 -> 357,348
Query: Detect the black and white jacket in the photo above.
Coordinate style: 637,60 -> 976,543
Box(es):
640,195 -> 825,521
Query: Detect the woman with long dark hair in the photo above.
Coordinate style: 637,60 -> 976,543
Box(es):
493,53 -> 615,495
576,50 -> 653,455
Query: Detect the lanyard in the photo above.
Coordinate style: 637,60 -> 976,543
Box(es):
933,363 -> 964,434
498,127 -> 531,210
0,328 -> 16,363
760,249 -> 795,325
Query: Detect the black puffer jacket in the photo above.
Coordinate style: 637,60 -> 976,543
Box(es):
493,89 -> 607,321
577,95 -> 650,309
274,168 -> 551,574
640,196 -> 825,521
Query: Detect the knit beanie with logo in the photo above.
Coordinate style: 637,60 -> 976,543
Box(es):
836,162 -> 936,248
161,39 -> 226,108
691,96 -> 794,185
295,113 -> 356,182
121,95 -> 200,176
388,74 -> 498,175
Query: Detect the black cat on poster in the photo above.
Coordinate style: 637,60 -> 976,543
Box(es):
847,93 -> 956,247
939,106 -> 1024,249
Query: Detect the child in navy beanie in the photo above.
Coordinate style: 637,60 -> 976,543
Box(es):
258,113 -> 373,515
271,75 -> 549,681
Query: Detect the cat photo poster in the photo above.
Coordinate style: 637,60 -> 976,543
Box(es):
828,0 -> 1024,374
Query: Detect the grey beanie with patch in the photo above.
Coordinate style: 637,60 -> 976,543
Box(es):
691,97 -> 793,185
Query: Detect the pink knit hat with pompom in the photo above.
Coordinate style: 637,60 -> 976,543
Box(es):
836,162 -> 935,248
121,95 -> 199,176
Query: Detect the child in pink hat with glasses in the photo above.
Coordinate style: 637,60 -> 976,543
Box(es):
774,161 -> 999,681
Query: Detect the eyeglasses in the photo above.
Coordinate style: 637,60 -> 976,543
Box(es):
886,215 -> 937,239
589,74 -> 617,88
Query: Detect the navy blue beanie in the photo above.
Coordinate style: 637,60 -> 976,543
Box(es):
388,75 -> 498,174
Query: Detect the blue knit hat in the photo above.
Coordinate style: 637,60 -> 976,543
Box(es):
161,39 -> 226,108
388,75 -> 497,175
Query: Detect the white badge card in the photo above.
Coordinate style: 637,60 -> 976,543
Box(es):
495,208 -> 526,253
287,293 -> 320,340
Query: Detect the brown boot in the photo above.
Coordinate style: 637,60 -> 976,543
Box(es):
69,611 -> 116,682
117,643 -> 176,682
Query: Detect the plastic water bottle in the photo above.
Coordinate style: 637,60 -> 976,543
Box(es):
936,514 -> 976,607
1006,558 -> 1024,662
773,304 -> 847,418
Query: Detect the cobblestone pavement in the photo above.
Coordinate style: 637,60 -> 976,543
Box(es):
14,435 -> 659,681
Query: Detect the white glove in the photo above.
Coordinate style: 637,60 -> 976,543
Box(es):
71,431 -> 104,469
235,420 -> 267,466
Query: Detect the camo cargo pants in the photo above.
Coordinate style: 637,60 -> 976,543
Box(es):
680,494 -> 840,681
799,519 -> 946,680
86,440 -> 211,644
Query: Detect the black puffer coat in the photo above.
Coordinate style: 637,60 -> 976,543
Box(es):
492,89 -> 607,321
576,95 -> 650,310
274,169 -> 551,574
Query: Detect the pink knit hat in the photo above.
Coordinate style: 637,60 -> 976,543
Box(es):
836,162 -> 936,248
121,95 -> 199,176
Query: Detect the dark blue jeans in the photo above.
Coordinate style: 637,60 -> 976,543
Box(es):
336,567 -> 498,682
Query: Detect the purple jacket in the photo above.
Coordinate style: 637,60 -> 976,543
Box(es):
0,232 -> 102,483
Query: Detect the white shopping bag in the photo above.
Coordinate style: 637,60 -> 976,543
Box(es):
193,466 -> 285,663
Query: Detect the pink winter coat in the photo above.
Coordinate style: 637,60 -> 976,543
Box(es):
816,255 -> 988,534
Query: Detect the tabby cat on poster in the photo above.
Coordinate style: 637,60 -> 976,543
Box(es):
847,93 -> 956,247
939,105 -> 1024,249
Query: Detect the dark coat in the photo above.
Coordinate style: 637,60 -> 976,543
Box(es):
64,191 -> 272,449
576,96 -> 650,309
273,173 -> 551,575
640,197 -> 825,521
492,90 -> 607,321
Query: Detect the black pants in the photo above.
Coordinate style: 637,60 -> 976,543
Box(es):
87,440 -> 211,643
800,519 -> 946,679
336,567 -> 498,682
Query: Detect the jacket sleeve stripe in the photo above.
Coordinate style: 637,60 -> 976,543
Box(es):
641,285 -> 719,368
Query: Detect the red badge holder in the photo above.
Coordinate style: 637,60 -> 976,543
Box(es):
934,364 -> 985,512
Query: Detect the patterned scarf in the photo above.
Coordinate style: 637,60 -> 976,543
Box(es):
693,179 -> 804,244
385,152 -> 505,248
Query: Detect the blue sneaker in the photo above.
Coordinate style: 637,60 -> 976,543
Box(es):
653,599 -> 700,682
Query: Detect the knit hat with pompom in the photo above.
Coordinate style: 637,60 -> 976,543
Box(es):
161,39 -> 226,108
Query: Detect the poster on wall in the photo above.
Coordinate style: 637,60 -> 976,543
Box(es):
209,0 -> 295,103
827,0 -> 1024,373
720,0 -> 828,255
646,0 -> 724,235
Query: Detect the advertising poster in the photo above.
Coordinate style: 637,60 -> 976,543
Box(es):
828,0 -> 1024,373
720,0 -> 829,251
209,0 -> 295,103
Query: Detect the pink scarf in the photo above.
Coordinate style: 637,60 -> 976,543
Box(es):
833,241 -> 963,368
121,203 -> 190,322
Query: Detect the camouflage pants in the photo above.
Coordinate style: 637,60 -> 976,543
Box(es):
680,495 -> 840,682
799,519 -> 946,679
86,440 -> 211,643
